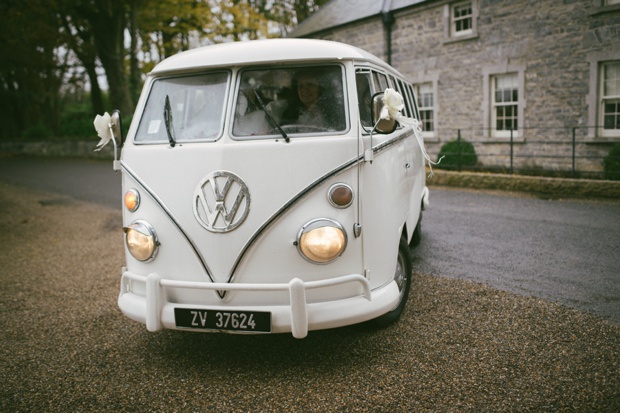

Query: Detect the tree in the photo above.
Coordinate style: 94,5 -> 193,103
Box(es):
1,0 -> 331,139
77,0 -> 133,114
0,0 -> 65,138
137,0 -> 217,60
59,12 -> 105,115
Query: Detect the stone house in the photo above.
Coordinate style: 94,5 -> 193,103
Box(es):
290,0 -> 620,177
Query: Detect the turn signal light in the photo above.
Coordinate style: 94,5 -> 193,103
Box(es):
328,183 -> 353,208
124,189 -> 140,212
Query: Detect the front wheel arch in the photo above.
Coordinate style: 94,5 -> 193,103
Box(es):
370,235 -> 413,327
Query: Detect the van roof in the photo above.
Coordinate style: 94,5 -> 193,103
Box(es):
151,38 -> 397,75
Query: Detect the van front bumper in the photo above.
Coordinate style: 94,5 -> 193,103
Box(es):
118,270 -> 400,339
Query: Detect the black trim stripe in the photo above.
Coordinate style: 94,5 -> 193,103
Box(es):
121,130 -> 412,299
226,130 -> 413,284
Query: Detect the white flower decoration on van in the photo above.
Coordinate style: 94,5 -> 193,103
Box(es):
381,88 -> 443,176
93,112 -> 113,151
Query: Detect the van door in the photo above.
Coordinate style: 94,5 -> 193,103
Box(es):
354,68 -> 414,286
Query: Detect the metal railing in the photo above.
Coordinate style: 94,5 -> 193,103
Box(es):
425,126 -> 620,180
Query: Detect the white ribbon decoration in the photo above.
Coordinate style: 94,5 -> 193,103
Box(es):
381,88 -> 442,177
93,112 -> 113,151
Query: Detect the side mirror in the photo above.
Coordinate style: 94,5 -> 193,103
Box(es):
109,110 -> 123,171
110,110 -> 124,145
371,92 -> 397,134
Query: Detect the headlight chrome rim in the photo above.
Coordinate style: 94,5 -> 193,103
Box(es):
124,219 -> 159,262
296,218 -> 347,264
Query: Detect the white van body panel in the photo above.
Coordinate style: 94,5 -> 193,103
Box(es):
116,39 -> 428,338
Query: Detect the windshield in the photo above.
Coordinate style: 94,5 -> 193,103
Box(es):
233,65 -> 347,138
135,72 -> 229,143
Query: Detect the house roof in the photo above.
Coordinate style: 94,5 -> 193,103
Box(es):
290,0 -> 429,38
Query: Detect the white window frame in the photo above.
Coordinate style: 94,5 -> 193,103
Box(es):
590,0 -> 620,14
600,61 -> 620,137
415,82 -> 436,139
452,1 -> 473,36
492,74 -> 519,138
444,0 -> 478,42
410,74 -> 439,141
587,49 -> 620,140
483,64 -> 526,140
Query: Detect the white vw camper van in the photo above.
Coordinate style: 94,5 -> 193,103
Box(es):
99,39 -> 430,339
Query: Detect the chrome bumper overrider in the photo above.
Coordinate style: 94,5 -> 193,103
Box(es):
119,269 -> 399,339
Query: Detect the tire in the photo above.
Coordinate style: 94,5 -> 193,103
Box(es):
409,212 -> 422,248
371,236 -> 413,327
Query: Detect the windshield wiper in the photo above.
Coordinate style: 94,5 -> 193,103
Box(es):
163,95 -> 176,147
252,89 -> 289,143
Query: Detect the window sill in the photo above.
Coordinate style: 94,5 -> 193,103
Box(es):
483,136 -> 526,144
589,4 -> 620,16
587,136 -> 620,144
443,33 -> 479,45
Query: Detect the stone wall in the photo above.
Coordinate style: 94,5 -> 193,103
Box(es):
0,140 -> 115,160
300,0 -> 620,176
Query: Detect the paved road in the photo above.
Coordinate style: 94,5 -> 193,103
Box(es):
1,155 -> 619,411
0,155 -> 618,322
0,155 -> 121,208
412,188 -> 620,322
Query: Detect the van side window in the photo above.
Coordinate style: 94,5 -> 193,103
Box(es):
406,84 -> 420,120
356,71 -> 373,128
373,72 -> 389,92
399,80 -> 416,119
392,78 -> 410,118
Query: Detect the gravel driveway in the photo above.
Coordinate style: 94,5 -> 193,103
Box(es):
1,182 -> 618,412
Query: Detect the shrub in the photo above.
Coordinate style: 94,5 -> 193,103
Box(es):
436,139 -> 478,170
21,123 -> 53,139
603,143 -> 620,181
60,115 -> 96,138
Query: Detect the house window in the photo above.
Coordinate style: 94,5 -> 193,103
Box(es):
601,61 -> 620,134
416,83 -> 434,134
606,0 -> 620,5
587,50 -> 620,139
493,74 -> 519,135
483,65 -> 524,139
452,2 -> 473,36
444,1 -> 478,43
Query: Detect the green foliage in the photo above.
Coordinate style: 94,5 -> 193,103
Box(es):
53,96 -> 97,139
21,123 -> 53,140
436,139 -> 478,170
603,143 -> 620,181
60,112 -> 96,138
0,0 -> 330,140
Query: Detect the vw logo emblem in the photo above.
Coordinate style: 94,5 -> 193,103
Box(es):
193,171 -> 250,233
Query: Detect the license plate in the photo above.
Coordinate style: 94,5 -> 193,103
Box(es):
174,308 -> 271,333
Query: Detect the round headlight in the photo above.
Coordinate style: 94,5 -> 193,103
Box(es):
124,220 -> 159,262
297,219 -> 347,264
328,183 -> 353,208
